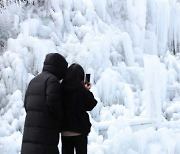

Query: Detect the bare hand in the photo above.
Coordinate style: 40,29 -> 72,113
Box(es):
84,82 -> 91,90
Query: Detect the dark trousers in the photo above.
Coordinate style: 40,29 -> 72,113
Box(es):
61,135 -> 87,154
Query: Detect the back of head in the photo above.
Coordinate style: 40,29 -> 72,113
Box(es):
43,53 -> 68,79
65,63 -> 85,82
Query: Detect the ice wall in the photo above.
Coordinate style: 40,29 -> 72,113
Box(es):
0,0 -> 180,115
0,0 -> 180,153
0,0 -> 180,114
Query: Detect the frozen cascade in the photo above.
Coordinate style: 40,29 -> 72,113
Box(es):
0,0 -> 180,154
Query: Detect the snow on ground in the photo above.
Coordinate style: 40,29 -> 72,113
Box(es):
0,0 -> 180,154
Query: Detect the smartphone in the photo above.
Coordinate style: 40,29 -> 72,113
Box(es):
85,74 -> 90,83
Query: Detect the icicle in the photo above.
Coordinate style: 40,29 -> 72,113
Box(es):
144,55 -> 167,128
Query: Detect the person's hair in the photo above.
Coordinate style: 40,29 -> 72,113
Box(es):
65,63 -> 85,82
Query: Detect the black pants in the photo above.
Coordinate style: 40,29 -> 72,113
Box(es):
61,135 -> 87,154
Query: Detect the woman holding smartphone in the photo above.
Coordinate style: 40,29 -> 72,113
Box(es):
60,63 -> 97,154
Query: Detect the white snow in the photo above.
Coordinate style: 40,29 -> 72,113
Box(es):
0,0 -> 180,154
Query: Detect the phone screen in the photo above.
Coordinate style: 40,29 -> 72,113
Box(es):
85,74 -> 90,83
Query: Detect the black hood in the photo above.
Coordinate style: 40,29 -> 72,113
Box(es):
42,53 -> 68,80
61,78 -> 83,95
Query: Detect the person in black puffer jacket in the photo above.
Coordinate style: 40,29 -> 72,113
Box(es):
21,53 -> 68,154
61,63 -> 97,154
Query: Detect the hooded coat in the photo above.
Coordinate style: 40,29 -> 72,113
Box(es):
61,78 -> 97,135
21,53 -> 68,154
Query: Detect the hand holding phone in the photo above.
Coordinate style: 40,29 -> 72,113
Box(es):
84,74 -> 91,90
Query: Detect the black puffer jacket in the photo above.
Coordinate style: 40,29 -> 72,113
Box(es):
61,78 -> 97,135
21,53 -> 67,154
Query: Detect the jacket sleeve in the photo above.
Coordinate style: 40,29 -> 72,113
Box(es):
24,81 -> 32,112
45,76 -> 63,122
24,92 -> 28,112
82,87 -> 97,111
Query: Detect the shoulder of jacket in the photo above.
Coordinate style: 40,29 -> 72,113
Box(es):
41,72 -> 57,79
45,73 -> 59,83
